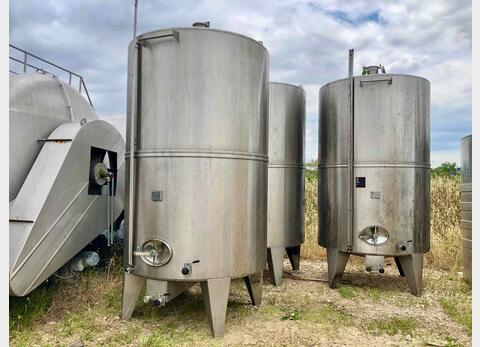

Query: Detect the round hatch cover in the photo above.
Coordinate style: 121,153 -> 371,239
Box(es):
140,239 -> 173,267
359,225 -> 389,246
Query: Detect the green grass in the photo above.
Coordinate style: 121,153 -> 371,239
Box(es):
302,303 -> 353,326
103,325 -> 141,346
439,298 -> 472,335
141,333 -> 174,347
139,320 -> 205,347
281,311 -> 301,321
366,317 -> 417,336
337,285 -> 357,299
444,336 -> 464,347
59,312 -> 98,342
366,288 -> 381,301
9,283 -> 54,331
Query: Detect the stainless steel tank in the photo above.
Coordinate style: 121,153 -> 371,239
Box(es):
267,82 -> 305,286
121,24 -> 269,337
9,73 -> 125,296
9,73 -> 97,201
318,66 -> 430,296
460,135 -> 472,283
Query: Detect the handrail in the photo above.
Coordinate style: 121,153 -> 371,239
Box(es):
9,44 -> 94,108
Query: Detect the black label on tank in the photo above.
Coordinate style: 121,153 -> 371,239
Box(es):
355,177 -> 366,188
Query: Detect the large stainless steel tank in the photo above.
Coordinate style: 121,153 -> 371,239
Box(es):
267,82 -> 305,286
121,24 -> 269,337
318,66 -> 430,296
10,73 -> 125,296
9,73 -> 97,201
460,135 -> 472,283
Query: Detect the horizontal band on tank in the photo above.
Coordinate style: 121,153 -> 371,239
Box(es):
268,162 -> 305,169
126,149 -> 268,162
318,162 -> 430,169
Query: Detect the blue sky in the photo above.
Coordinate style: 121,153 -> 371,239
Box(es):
9,0 -> 471,167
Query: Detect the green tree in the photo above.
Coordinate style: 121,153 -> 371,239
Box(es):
431,162 -> 459,177
305,159 -> 318,182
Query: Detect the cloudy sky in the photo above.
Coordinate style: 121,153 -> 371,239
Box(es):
9,0 -> 471,167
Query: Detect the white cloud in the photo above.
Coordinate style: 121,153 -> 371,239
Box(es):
10,0 -> 471,165
431,149 -> 461,168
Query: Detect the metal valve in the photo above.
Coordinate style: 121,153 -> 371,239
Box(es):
398,240 -> 413,252
143,295 -> 167,307
181,264 -> 191,275
181,260 -> 200,276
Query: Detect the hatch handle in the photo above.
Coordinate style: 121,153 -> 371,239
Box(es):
359,77 -> 393,87
137,30 -> 180,44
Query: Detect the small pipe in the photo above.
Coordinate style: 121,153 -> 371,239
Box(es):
23,51 -> 27,73
127,0 -> 139,267
107,178 -> 110,246
347,49 -> 354,252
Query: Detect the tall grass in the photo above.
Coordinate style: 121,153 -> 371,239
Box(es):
302,172 -> 462,271
427,175 -> 461,270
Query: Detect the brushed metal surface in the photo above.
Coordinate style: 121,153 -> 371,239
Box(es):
125,27 -> 269,281
10,120 -> 125,296
318,74 -> 430,256
460,135 -> 472,283
9,73 -> 97,201
267,82 -> 305,249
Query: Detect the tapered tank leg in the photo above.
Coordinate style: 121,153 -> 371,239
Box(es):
398,254 -> 424,296
394,256 -> 405,277
326,248 -> 350,289
267,246 -> 285,286
121,271 -> 146,320
200,277 -> 231,338
244,272 -> 263,306
286,245 -> 301,270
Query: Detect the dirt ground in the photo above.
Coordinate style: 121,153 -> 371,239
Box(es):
10,257 -> 472,347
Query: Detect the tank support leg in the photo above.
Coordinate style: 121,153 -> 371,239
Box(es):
244,272 -> 263,306
398,254 -> 423,296
286,245 -> 301,270
326,248 -> 350,288
394,257 -> 405,277
121,271 -> 145,320
267,246 -> 285,286
200,277 -> 231,338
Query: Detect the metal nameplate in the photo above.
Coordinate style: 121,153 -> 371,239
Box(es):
151,191 -> 163,201
355,177 -> 366,188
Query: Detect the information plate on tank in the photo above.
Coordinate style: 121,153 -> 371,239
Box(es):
355,177 -> 366,188
370,191 -> 381,199
151,191 -> 163,201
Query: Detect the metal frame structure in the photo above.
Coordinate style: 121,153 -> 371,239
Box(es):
9,44 -> 94,108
